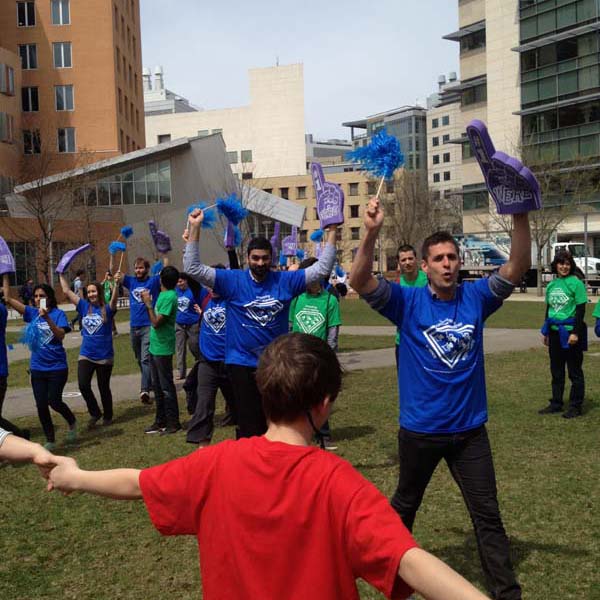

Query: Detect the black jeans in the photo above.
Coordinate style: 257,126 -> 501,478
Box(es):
391,425 -> 521,600
226,364 -> 267,438
149,354 -> 180,427
186,355 -> 234,443
548,330 -> 584,411
30,369 -> 75,443
0,376 -> 27,437
78,359 -> 114,421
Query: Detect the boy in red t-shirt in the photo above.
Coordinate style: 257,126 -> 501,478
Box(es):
48,333 -> 489,600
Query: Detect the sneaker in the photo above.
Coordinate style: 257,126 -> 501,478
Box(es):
140,391 -> 151,405
144,422 -> 166,434
562,407 -> 582,419
43,441 -> 56,451
538,405 -> 562,415
160,423 -> 182,435
102,419 -> 113,427
322,437 -> 338,451
65,423 -> 78,444
87,415 -> 102,431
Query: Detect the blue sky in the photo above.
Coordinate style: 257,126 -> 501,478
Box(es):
140,1 -> 459,139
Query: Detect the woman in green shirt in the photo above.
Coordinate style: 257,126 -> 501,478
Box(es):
540,251 -> 587,418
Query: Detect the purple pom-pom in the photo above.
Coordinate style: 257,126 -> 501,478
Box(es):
216,194 -> 249,225
310,229 -> 324,243
346,129 -> 404,179
120,225 -> 134,239
108,241 -> 127,255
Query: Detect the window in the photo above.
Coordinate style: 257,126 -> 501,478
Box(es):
442,115 -> 450,126
350,205 -> 359,218
53,42 -> 72,68
197,130 -> 208,137
263,188 -> 272,194
351,227 -> 360,240
443,152 -> 451,163
386,181 -> 394,194
367,181 -> 377,195
58,127 -> 76,153
462,83 -> 487,106
443,171 -> 451,181
314,208 -> 319,219
51,0 -> 70,25
431,118 -> 439,129
349,182 -> 359,196
157,134 -> 171,144
55,85 -> 73,111
17,2 -> 35,27
297,186 -> 306,199
433,173 -> 440,183
23,130 -> 41,154
0,113 -> 15,143
0,66 -> 15,95
279,187 -> 289,199
226,150 -> 238,164
22,87 -> 39,112
443,134 -> 450,144
432,154 -> 440,165
118,88 -> 122,113
432,136 -> 439,147
299,230 -> 307,243
116,47 -> 120,72
241,172 -> 253,180
19,44 -> 37,69
460,28 -> 485,53
241,149 -> 253,163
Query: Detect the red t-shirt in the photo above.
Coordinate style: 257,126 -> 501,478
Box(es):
139,436 -> 417,600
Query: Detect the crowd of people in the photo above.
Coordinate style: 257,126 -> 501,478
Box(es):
0,196 -> 593,600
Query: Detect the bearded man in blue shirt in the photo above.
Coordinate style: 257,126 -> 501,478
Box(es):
350,197 -> 531,600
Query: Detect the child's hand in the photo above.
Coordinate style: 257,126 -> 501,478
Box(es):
47,458 -> 80,494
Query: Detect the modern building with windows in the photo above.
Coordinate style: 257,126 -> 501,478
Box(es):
0,0 -> 145,179
342,105 -> 428,172
0,46 -> 21,203
144,64 -> 306,179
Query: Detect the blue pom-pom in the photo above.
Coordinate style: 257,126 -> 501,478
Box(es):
335,264 -> 346,278
346,129 -> 404,179
295,249 -> 305,260
279,253 -> 287,267
187,202 -> 217,229
120,225 -> 134,239
151,260 -> 162,276
19,319 -> 44,353
108,241 -> 127,255
310,229 -> 324,242
216,194 -> 249,225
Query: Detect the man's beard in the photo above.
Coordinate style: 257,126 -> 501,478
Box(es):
250,265 -> 269,279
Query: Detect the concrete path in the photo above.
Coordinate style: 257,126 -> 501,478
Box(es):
1,325 -> 554,421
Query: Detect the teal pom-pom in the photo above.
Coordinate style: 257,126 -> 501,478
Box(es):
120,225 -> 134,239
346,129 -> 404,179
310,229 -> 324,242
216,194 -> 248,225
108,241 -> 127,255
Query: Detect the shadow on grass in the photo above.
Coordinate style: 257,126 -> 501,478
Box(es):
332,424 -> 376,442
432,528 -> 592,591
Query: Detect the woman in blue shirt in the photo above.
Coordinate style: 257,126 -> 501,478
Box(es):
60,274 -> 119,429
2,276 -> 76,450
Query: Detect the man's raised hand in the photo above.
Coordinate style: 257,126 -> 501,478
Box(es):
364,197 -> 384,233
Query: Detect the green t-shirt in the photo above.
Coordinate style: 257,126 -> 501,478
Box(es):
103,281 -> 114,303
592,300 -> 600,319
545,275 -> 587,331
395,269 -> 428,344
289,290 -> 341,341
149,289 -> 177,355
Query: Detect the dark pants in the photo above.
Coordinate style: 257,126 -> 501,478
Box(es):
391,425 -> 521,600
548,330 -> 584,411
0,376 -> 27,437
149,354 -> 180,427
186,355 -> 234,443
30,369 -> 75,443
77,359 -> 114,421
175,322 -> 200,378
226,364 -> 267,438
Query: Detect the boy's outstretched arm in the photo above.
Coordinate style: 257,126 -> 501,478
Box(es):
349,198 -> 384,296
49,463 -> 142,500
398,548 -> 489,600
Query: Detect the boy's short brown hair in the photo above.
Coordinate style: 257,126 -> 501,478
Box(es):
257,333 -> 343,423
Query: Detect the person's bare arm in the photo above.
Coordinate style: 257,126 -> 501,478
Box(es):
39,309 -> 66,341
140,289 -> 165,328
49,463 -> 142,500
349,197 -> 383,295
2,274 -> 26,315
398,548 -> 489,600
498,213 -> 531,285
109,275 -> 120,313
59,274 -> 81,306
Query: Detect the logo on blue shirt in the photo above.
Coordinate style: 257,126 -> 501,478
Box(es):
243,295 -> 284,327
82,313 -> 104,335
204,306 -> 226,333
131,287 -> 149,303
423,319 -> 475,369
177,296 -> 191,312
37,321 -> 54,346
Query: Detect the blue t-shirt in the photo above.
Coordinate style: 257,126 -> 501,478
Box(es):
200,294 -> 227,362
77,299 -> 114,361
0,304 -> 8,378
214,269 -> 306,367
380,279 -> 502,434
123,274 -> 161,327
23,306 -> 70,372
176,287 -> 201,326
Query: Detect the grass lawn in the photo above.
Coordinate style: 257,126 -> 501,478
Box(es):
1,346 -> 598,599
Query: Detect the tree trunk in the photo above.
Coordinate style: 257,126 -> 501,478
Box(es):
536,248 -> 544,297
